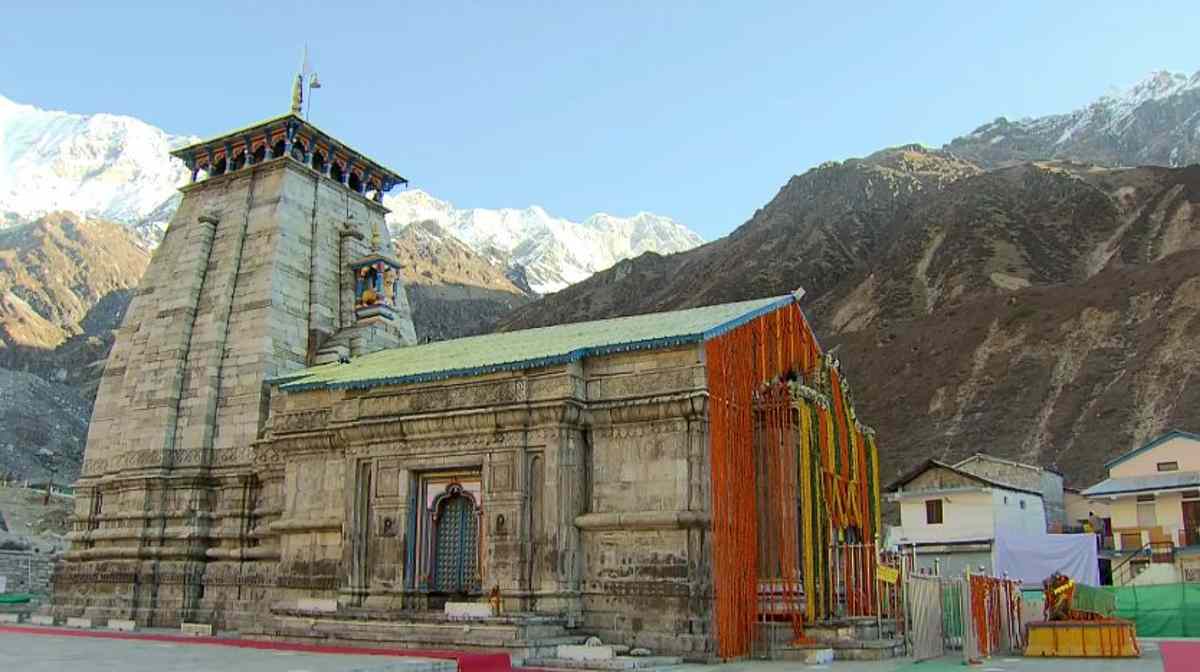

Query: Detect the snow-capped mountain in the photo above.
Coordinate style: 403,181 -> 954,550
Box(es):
385,189 -> 704,294
945,69 -> 1200,168
0,94 -> 700,292
0,94 -> 195,240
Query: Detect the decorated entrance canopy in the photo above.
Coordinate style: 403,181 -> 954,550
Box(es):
170,113 -> 408,202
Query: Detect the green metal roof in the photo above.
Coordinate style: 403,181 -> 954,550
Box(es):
277,294 -> 796,392
1103,430 -> 1200,469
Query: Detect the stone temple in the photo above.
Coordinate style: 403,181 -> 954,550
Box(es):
53,100 -> 886,662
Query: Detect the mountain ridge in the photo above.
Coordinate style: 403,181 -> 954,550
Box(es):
0,93 -> 703,291
944,69 -> 1200,169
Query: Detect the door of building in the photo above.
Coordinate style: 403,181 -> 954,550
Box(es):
433,486 -> 480,594
1182,501 -> 1200,547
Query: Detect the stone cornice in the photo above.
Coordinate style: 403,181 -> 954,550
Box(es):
575,510 -> 711,531
331,400 -> 587,446
268,516 -> 342,533
589,392 -> 708,426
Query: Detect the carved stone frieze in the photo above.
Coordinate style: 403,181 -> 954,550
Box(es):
273,409 -> 331,434
590,393 -> 706,427
269,433 -> 337,455
591,418 -> 689,440
355,377 -> 545,419
586,367 -> 701,400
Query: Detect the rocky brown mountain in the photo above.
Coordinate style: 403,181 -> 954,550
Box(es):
0,214 -> 531,481
499,145 -> 979,328
0,212 -> 148,354
502,155 -> 1200,487
393,219 -> 535,341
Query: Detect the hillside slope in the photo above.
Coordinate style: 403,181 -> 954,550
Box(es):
503,159 -> 1200,487
499,146 -> 979,328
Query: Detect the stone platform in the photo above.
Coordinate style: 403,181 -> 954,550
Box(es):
246,607 -> 587,664
755,617 -> 905,662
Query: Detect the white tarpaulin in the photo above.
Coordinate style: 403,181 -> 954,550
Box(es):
991,526 -> 1099,587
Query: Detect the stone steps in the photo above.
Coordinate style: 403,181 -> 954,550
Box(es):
754,617 -> 904,662
521,656 -> 684,671
248,610 -> 589,664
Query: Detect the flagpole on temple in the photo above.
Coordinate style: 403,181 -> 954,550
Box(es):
302,45 -> 321,121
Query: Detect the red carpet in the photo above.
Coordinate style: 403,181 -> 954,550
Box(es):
1160,641 -> 1200,672
0,624 -> 512,672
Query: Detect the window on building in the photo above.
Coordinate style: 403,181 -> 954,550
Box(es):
1003,496 -> 1009,505
1137,494 -> 1157,527
925,499 -> 943,525
1020,499 -> 1027,510
1158,461 -> 1180,472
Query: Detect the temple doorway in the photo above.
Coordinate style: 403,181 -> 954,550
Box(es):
432,484 -> 480,594
410,474 -> 483,601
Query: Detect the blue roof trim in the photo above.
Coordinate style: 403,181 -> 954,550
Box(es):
279,294 -> 806,394
1104,430 -> 1200,469
266,371 -> 317,385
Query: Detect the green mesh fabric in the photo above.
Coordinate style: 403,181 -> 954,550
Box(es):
941,582 -> 964,637
1072,582 -> 1116,617
1105,583 -> 1200,637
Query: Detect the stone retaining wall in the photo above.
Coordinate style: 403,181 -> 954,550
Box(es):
0,549 -> 56,594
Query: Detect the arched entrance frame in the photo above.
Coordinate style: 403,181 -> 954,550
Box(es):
407,474 -> 485,598
429,483 -> 482,595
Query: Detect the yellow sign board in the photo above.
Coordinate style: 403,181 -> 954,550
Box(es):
876,565 -> 899,584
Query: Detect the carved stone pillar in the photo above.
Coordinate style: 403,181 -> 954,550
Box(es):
536,404 -> 586,617
340,459 -> 371,607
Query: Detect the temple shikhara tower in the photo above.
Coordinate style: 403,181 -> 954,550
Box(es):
54,89 -> 886,662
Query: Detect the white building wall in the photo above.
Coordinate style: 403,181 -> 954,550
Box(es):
889,487 -> 1048,546
1110,435 -> 1200,478
891,489 -> 996,545
990,488 -> 1047,536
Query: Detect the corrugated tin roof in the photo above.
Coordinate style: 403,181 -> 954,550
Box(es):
1081,471 -> 1200,497
277,294 -> 795,393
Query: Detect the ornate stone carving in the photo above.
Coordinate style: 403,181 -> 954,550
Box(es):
591,419 -> 689,440
275,409 -> 331,434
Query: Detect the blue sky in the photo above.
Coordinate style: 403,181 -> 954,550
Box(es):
1,1 -> 1196,239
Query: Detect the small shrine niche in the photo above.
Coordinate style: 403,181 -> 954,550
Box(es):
351,225 -> 403,323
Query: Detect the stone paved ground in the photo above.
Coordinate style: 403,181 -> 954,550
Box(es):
0,633 -> 1174,672
666,640 -> 1166,672
0,630 -> 450,672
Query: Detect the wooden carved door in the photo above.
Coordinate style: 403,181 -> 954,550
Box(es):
1183,501 -> 1200,547
433,486 -> 480,594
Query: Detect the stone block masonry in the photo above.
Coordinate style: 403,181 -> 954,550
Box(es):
0,550 -> 56,594
55,149 -> 416,629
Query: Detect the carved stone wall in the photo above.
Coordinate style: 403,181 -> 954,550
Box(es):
253,344 -> 717,656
